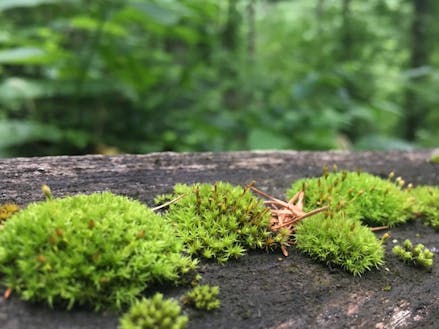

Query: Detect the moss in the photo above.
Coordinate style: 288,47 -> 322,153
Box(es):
0,192 -> 196,310
118,293 -> 188,329
183,284 -> 220,311
0,203 -> 20,223
410,185 -> 439,231
160,182 -> 271,263
430,154 -> 439,164
392,239 -> 434,269
288,170 -> 412,227
294,213 -> 384,276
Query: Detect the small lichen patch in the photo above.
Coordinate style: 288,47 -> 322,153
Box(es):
0,192 -> 196,310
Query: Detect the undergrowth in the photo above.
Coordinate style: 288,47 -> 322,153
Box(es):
0,192 -> 196,310
158,182 -> 271,263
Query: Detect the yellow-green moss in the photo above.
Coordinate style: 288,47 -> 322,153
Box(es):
0,192 -> 196,310
392,239 -> 434,269
288,171 -> 413,227
294,213 -> 384,276
183,284 -> 220,311
430,154 -> 439,164
410,185 -> 439,231
159,182 -> 271,263
118,293 -> 188,329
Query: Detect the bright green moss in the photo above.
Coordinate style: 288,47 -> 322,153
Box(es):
288,171 -> 412,227
118,293 -> 188,329
430,154 -> 439,164
294,213 -> 384,276
183,284 -> 220,311
0,192 -> 196,310
159,182 -> 271,263
392,239 -> 434,269
410,185 -> 439,231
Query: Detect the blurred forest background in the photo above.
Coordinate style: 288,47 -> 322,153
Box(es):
0,0 -> 438,157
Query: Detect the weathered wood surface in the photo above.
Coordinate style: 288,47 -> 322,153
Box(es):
0,151 -> 438,329
1,150 -> 438,205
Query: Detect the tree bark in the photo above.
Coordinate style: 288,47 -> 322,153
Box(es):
402,0 -> 432,141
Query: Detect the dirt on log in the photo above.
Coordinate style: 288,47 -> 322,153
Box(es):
0,150 -> 438,329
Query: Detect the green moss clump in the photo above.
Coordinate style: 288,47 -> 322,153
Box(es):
288,170 -> 412,227
118,293 -> 188,329
430,154 -> 439,164
160,182 -> 271,263
183,284 -> 220,311
392,239 -> 434,269
294,213 -> 384,275
410,185 -> 439,231
0,203 -> 20,223
0,192 -> 196,310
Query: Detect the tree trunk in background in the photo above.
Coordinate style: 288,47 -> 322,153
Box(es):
222,0 -> 241,51
247,0 -> 256,64
402,0 -> 432,141
340,0 -> 352,62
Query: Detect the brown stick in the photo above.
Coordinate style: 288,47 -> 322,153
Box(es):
370,225 -> 389,232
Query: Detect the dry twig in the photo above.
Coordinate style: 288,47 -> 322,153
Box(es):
249,184 -> 328,256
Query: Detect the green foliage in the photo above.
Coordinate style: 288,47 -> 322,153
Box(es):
183,284 -> 220,311
294,213 -> 384,276
392,239 -> 434,269
118,293 -> 188,329
1,0 -> 439,156
288,170 -> 413,227
0,192 -> 196,310
160,182 -> 271,263
410,185 -> 439,231
431,154 -> 439,164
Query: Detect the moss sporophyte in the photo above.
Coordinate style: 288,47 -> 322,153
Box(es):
0,191 -> 196,310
